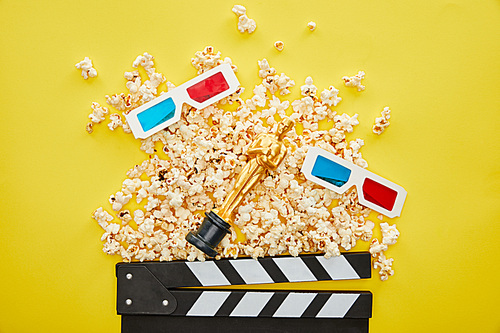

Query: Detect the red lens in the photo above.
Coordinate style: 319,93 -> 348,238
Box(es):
186,71 -> 230,103
362,178 -> 398,211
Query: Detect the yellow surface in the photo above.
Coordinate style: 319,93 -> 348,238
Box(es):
0,0 -> 499,332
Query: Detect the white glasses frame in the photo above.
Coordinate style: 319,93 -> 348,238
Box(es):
125,63 -> 240,139
301,147 -> 407,218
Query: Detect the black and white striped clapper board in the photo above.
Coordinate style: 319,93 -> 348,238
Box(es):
116,252 -> 372,333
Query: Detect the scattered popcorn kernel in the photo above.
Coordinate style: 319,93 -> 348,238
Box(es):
257,59 -> 294,96
238,15 -> 257,34
355,219 -> 375,242
276,73 -> 295,95
258,59 -> 276,78
373,253 -> 394,281
75,57 -> 97,79
320,86 -> 342,107
274,41 -> 284,52
232,5 -> 246,16
307,21 -> 316,31
101,223 -> 120,241
191,46 -> 225,74
86,122 -> 94,134
232,5 -> 256,34
380,222 -> 400,245
132,52 -> 155,70
133,210 -> 145,224
342,71 -> 365,91
88,102 -> 108,124
109,192 -> 132,211
118,210 -> 132,225
373,106 -> 391,135
92,207 -> 114,229
300,76 -> 317,96
105,93 -> 128,111
334,113 -> 359,133
369,238 -> 387,257
102,236 -> 121,255
108,113 -> 123,131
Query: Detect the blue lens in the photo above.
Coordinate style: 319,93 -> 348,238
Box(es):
137,97 -> 176,132
311,155 -> 351,187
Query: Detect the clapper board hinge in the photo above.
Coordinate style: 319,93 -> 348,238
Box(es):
116,265 -> 178,315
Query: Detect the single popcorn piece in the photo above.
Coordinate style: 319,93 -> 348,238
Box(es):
334,113 -> 359,133
118,210 -> 132,225
307,21 -> 316,31
380,222 -> 400,245
258,59 -> 276,78
191,46 -> 238,75
320,86 -> 342,107
132,52 -> 155,70
238,15 -> 257,34
88,102 -> 108,124
101,223 -> 121,241
342,71 -> 365,91
300,76 -> 317,96
373,253 -> 395,281
232,5 -> 256,34
109,191 -> 132,211
369,238 -> 388,257
276,73 -> 295,95
133,210 -> 145,224
274,41 -> 284,52
108,113 -> 123,131
92,207 -> 113,229
354,219 -> 375,242
75,57 -> 97,79
373,106 -> 391,135
232,4 -> 246,16
86,122 -> 94,134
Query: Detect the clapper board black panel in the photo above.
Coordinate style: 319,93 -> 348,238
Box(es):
122,316 -> 369,333
116,253 -> 372,333
117,252 -> 371,290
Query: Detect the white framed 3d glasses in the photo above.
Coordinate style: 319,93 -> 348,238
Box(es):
125,63 -> 240,139
301,147 -> 407,218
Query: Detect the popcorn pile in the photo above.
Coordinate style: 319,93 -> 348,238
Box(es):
89,47 -> 399,280
75,57 -> 97,79
104,52 -> 167,115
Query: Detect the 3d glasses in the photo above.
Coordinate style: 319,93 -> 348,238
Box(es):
125,63 -> 240,139
301,147 -> 407,218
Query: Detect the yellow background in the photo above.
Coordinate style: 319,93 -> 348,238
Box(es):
1,0 -> 499,332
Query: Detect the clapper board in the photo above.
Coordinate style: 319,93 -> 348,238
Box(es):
116,252 -> 373,333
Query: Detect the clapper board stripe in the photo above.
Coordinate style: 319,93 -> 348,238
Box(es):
117,252 -> 371,290
187,254 -> 368,285
167,290 -> 372,318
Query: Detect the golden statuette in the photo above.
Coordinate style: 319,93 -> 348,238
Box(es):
216,118 -> 294,221
186,118 -> 295,256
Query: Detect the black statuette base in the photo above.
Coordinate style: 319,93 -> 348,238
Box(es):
186,210 -> 231,257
